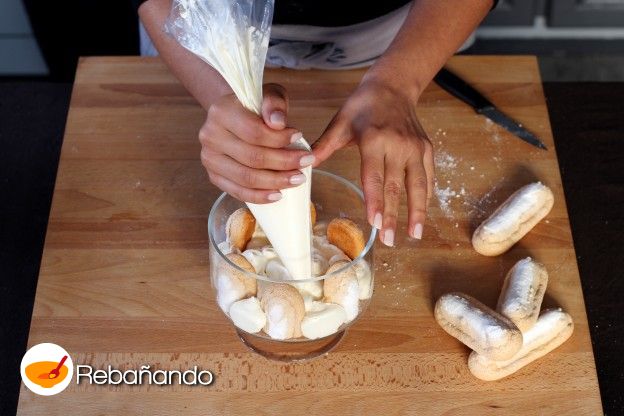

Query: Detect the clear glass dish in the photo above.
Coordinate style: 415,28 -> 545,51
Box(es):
208,170 -> 376,361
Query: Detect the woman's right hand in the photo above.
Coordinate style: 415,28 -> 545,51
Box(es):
199,83 -> 315,203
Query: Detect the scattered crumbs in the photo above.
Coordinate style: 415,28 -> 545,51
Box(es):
545,220 -> 550,224
382,261 -> 389,267
382,285 -> 386,289
135,180 -> 142,188
435,151 -> 458,170
470,166 -> 475,171
454,223 -> 459,228
484,117 -> 503,143
434,183 -> 457,217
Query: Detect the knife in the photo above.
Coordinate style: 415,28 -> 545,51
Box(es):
434,67 -> 547,150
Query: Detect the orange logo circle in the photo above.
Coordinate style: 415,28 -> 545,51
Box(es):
21,343 -> 73,396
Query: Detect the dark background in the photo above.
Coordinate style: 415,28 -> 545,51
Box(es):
1,1 -> 623,415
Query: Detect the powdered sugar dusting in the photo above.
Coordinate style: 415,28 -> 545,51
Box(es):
430,124 -> 505,221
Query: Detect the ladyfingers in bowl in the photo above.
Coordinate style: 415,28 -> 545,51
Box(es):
215,202 -> 373,341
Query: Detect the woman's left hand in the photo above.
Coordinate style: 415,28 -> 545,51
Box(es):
312,78 -> 434,247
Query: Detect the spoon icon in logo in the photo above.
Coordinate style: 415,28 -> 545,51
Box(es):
37,355 -> 68,380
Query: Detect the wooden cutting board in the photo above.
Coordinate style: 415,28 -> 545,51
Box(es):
17,56 -> 602,415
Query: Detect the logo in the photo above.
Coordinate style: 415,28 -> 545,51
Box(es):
21,343 -> 74,396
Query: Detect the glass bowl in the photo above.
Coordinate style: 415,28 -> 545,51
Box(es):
208,170 -> 376,361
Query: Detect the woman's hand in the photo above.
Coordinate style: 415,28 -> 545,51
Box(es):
198,83 -> 315,203
312,79 -> 434,246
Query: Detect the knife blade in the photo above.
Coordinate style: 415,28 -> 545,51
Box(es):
434,67 -> 547,150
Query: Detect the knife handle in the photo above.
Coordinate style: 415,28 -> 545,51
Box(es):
434,68 -> 494,112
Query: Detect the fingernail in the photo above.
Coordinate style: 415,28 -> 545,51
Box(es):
299,154 -> 315,167
412,223 -> 423,239
383,229 -> 394,247
289,173 -> 306,185
290,131 -> 303,143
270,111 -> 285,127
267,192 -> 282,201
373,212 -> 382,229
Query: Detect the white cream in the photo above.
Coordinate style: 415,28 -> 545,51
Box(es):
261,246 -> 278,262
246,138 -> 313,281
229,297 -> 266,333
241,249 -> 270,274
264,302 -> 292,340
302,293 -> 316,312
216,272 -> 244,313
313,235 -> 348,264
266,258 -> 323,299
301,302 -> 348,339
311,249 -> 329,276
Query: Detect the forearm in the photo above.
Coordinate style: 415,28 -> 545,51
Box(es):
364,0 -> 492,100
138,0 -> 232,110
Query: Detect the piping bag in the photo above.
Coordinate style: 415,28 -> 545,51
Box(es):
165,0 -> 312,280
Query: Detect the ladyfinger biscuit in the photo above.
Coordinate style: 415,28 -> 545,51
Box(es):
472,182 -> 554,256
468,308 -> 574,381
225,208 -> 256,251
215,253 -> 257,312
258,283 -> 305,339
323,261 -> 360,322
310,202 -> 317,226
352,259 -> 373,300
434,292 -> 523,360
245,236 -> 270,250
327,218 -> 366,259
497,257 -> 549,331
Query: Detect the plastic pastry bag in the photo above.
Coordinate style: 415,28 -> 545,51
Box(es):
165,0 -> 312,280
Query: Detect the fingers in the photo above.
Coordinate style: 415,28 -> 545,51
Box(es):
262,83 -> 289,130
311,113 -> 352,167
359,139 -> 385,232
200,149 -> 306,191
206,170 -> 283,204
208,94 -> 298,149
381,158 -> 405,247
200,124 -> 314,171
360,133 -> 432,246
423,139 -> 435,201
405,153 -> 429,240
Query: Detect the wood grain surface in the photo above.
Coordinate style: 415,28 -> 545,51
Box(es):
17,56 -> 602,415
